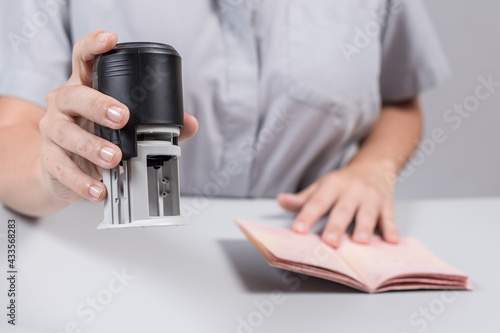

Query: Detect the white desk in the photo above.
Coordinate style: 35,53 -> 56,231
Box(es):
0,197 -> 497,333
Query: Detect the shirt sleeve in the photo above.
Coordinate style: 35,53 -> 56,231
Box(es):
0,0 -> 72,108
379,0 -> 451,103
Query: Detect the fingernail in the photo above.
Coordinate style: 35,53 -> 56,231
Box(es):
97,32 -> 113,43
325,232 -> 339,245
293,222 -> 306,233
89,185 -> 103,199
356,231 -> 369,243
100,147 -> 116,162
107,106 -> 125,123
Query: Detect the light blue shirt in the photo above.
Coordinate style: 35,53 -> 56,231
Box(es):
0,0 -> 450,197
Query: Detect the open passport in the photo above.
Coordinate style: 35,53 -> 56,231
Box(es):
236,220 -> 472,293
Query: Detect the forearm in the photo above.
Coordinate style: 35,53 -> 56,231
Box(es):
0,98 -> 68,217
347,97 -> 423,179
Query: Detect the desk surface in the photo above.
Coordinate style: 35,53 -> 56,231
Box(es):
0,197 -> 497,333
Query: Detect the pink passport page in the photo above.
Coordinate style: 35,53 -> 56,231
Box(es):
236,220 -> 472,293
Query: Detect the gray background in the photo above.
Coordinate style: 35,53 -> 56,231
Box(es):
396,0 -> 500,199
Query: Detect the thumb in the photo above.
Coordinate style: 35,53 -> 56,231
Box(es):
277,182 -> 318,213
68,31 -> 118,87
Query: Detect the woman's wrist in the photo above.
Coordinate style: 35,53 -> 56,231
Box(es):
347,155 -> 399,176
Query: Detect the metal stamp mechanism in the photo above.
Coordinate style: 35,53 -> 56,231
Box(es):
93,42 -> 188,229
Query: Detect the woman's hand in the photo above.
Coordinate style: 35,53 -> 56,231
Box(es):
277,97 -> 423,248
277,161 -> 399,248
38,31 -> 198,204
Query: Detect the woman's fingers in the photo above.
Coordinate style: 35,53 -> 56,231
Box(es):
44,119 -> 122,169
292,182 -> 339,234
41,143 -> 107,203
276,194 -> 305,213
351,190 -> 382,244
69,30 -> 118,86
278,168 -> 397,247
322,189 -> 362,248
49,85 -> 129,129
37,30 -> 118,204
277,182 -> 319,213
379,200 -> 399,243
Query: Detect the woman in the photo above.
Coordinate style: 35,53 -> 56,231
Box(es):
0,0 -> 449,247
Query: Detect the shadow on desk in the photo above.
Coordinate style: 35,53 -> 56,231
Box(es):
218,239 -> 359,294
